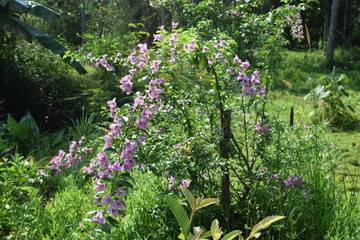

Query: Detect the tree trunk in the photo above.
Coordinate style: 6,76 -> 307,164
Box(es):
160,6 -> 166,27
326,0 -> 340,60
343,0 -> 353,46
81,0 -> 86,45
220,109 -> 234,230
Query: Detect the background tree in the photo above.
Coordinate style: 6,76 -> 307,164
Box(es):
326,0 -> 340,60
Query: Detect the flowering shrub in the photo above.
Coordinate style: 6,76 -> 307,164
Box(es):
45,0 -> 309,232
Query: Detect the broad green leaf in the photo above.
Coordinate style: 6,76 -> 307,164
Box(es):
249,216 -> 285,237
178,233 -> 186,240
166,195 -> 191,237
222,230 -> 242,240
9,0 -> 30,13
19,111 -> 40,138
238,235 -> 244,240
28,2 -> 60,20
195,198 -> 219,212
319,90 -> 330,99
0,13 -> 86,74
7,114 -> 21,134
314,85 -> 324,95
180,186 -> 196,211
210,219 -> 222,240
253,232 -> 261,238
199,230 -> 212,239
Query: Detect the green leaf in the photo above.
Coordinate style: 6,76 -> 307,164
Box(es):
117,180 -> 133,189
249,216 -> 285,238
347,105 -> 355,112
166,195 -> 191,237
101,222 -> 111,233
319,90 -> 331,99
178,232 -> 186,240
6,114 -> 21,135
9,0 -> 30,13
19,111 -> 40,138
195,198 -> 219,212
222,230 -> 242,240
0,13 -> 86,74
253,232 -> 261,238
314,85 -> 325,95
199,230 -> 212,239
210,219 -> 222,240
19,186 -> 34,192
180,186 -> 196,211
28,2 -> 60,20
166,195 -> 190,236
106,216 -> 119,228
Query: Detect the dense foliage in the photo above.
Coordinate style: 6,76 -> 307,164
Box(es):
0,0 -> 359,239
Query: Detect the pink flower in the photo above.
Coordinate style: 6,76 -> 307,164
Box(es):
114,188 -> 126,196
146,88 -> 163,100
92,210 -> 105,224
189,41 -> 196,50
182,179 -> 190,188
137,61 -> 145,69
150,60 -> 161,73
172,22 -> 179,28
120,75 -> 133,94
219,40 -> 226,46
109,123 -> 121,137
240,60 -> 250,68
168,184 -> 174,191
94,179 -> 107,191
102,194 -> 115,205
242,86 -> 256,96
207,57 -> 215,65
233,55 -> 240,63
202,45 -> 209,53
169,176 -> 176,183
129,68 -> 137,76
134,95 -> 145,107
214,43 -> 221,50
108,206 -> 119,217
153,34 -> 163,41
103,135 -> 112,149
135,118 -> 149,129
258,86 -> 266,96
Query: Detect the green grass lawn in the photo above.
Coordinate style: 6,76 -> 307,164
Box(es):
270,48 -> 360,192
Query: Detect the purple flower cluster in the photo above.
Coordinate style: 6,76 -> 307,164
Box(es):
224,10 -> 246,18
89,54 -> 115,71
286,7 -> 304,40
86,70 -> 165,222
284,175 -> 304,188
232,56 -> 266,96
167,175 -> 190,190
48,136 -> 92,174
254,121 -> 272,135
